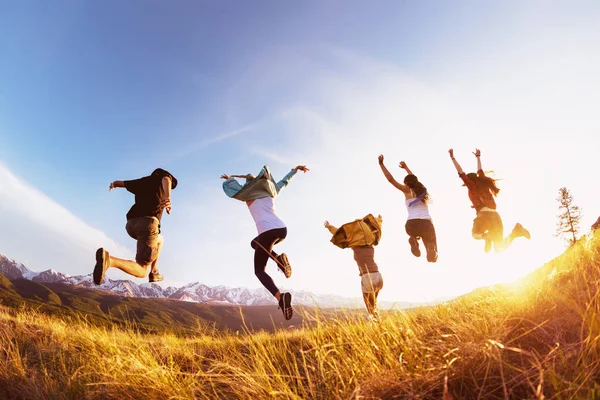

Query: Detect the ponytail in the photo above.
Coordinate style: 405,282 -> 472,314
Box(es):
404,174 -> 430,204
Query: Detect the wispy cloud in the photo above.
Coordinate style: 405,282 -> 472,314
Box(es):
248,146 -> 293,166
172,124 -> 255,161
0,163 -> 131,275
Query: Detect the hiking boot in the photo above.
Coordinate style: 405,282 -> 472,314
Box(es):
408,237 -> 421,257
484,238 -> 493,253
276,253 -> 292,278
425,243 -> 438,263
94,248 -> 110,285
149,272 -> 164,283
512,223 -> 531,239
278,292 -> 293,320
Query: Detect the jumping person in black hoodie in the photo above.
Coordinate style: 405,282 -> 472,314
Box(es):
94,168 -> 177,285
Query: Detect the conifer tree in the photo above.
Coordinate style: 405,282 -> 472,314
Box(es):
555,187 -> 582,245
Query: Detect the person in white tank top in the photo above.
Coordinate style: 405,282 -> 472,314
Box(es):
378,155 -> 438,262
221,164 -> 309,320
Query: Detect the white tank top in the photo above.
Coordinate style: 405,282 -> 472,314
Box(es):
405,191 -> 432,220
247,197 -> 286,234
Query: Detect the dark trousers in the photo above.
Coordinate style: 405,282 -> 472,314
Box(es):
250,227 -> 287,296
405,219 -> 438,261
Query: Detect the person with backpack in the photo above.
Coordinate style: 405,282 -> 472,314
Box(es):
448,148 -> 530,252
94,168 -> 177,285
221,164 -> 309,320
324,214 -> 384,322
378,155 -> 438,262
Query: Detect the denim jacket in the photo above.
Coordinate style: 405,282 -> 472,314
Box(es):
222,165 -> 298,201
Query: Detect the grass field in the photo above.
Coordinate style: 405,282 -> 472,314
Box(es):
1,232 -> 600,399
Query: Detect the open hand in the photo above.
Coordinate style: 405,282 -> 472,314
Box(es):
220,174 -> 230,180
295,165 -> 310,173
324,221 -> 332,229
472,148 -> 481,157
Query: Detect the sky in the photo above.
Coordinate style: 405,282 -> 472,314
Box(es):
1,1 -> 599,303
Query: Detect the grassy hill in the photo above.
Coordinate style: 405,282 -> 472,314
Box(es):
1,232 -> 600,399
0,278 -> 349,334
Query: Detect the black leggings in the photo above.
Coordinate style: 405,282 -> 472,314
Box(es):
250,227 -> 287,296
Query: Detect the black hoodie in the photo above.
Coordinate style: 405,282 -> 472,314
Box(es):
124,169 -> 178,222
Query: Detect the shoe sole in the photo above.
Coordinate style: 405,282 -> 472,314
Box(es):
149,276 -> 164,283
94,248 -> 107,285
281,292 -> 293,320
278,254 -> 292,278
515,224 -> 531,240
408,238 -> 421,257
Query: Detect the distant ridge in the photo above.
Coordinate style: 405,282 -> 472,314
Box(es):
0,253 -> 425,309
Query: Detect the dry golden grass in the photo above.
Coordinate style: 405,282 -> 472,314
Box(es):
2,233 -> 600,399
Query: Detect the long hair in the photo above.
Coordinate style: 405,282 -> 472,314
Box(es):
466,172 -> 500,197
404,174 -> 430,203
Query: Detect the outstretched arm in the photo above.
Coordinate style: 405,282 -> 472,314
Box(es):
448,149 -> 464,175
473,148 -> 483,173
378,155 -> 409,193
324,221 -> 338,235
275,165 -> 309,191
399,161 -> 414,176
109,181 -> 125,191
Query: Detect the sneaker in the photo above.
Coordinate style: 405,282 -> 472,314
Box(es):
408,237 -> 421,257
425,243 -> 438,262
276,253 -> 292,278
94,248 -> 110,285
368,313 -> 381,324
278,292 -> 293,320
149,272 -> 164,283
512,223 -> 531,240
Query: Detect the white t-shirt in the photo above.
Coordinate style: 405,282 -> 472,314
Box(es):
247,197 -> 286,234
405,191 -> 432,220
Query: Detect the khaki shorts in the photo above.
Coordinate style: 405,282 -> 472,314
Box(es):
361,271 -> 384,294
126,217 -> 161,265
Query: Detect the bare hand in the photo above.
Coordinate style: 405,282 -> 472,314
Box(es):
324,221 -> 331,229
448,149 -> 454,158
160,199 -> 172,214
295,165 -> 310,173
399,161 -> 407,169
378,154 -> 384,164
472,148 -> 481,157
220,174 -> 230,180
109,181 -> 118,191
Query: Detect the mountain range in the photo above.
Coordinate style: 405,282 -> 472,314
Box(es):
0,253 -> 419,309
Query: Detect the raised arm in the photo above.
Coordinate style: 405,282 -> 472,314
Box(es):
275,165 -> 309,191
109,180 -> 125,191
448,149 -> 464,175
473,148 -> 482,172
399,161 -> 414,176
324,221 -> 338,235
378,155 -> 409,193
160,176 -> 172,214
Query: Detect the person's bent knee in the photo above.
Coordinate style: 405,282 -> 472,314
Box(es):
135,248 -> 159,268
472,232 -> 484,240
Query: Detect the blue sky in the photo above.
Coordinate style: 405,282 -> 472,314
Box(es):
1,1 -> 599,302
